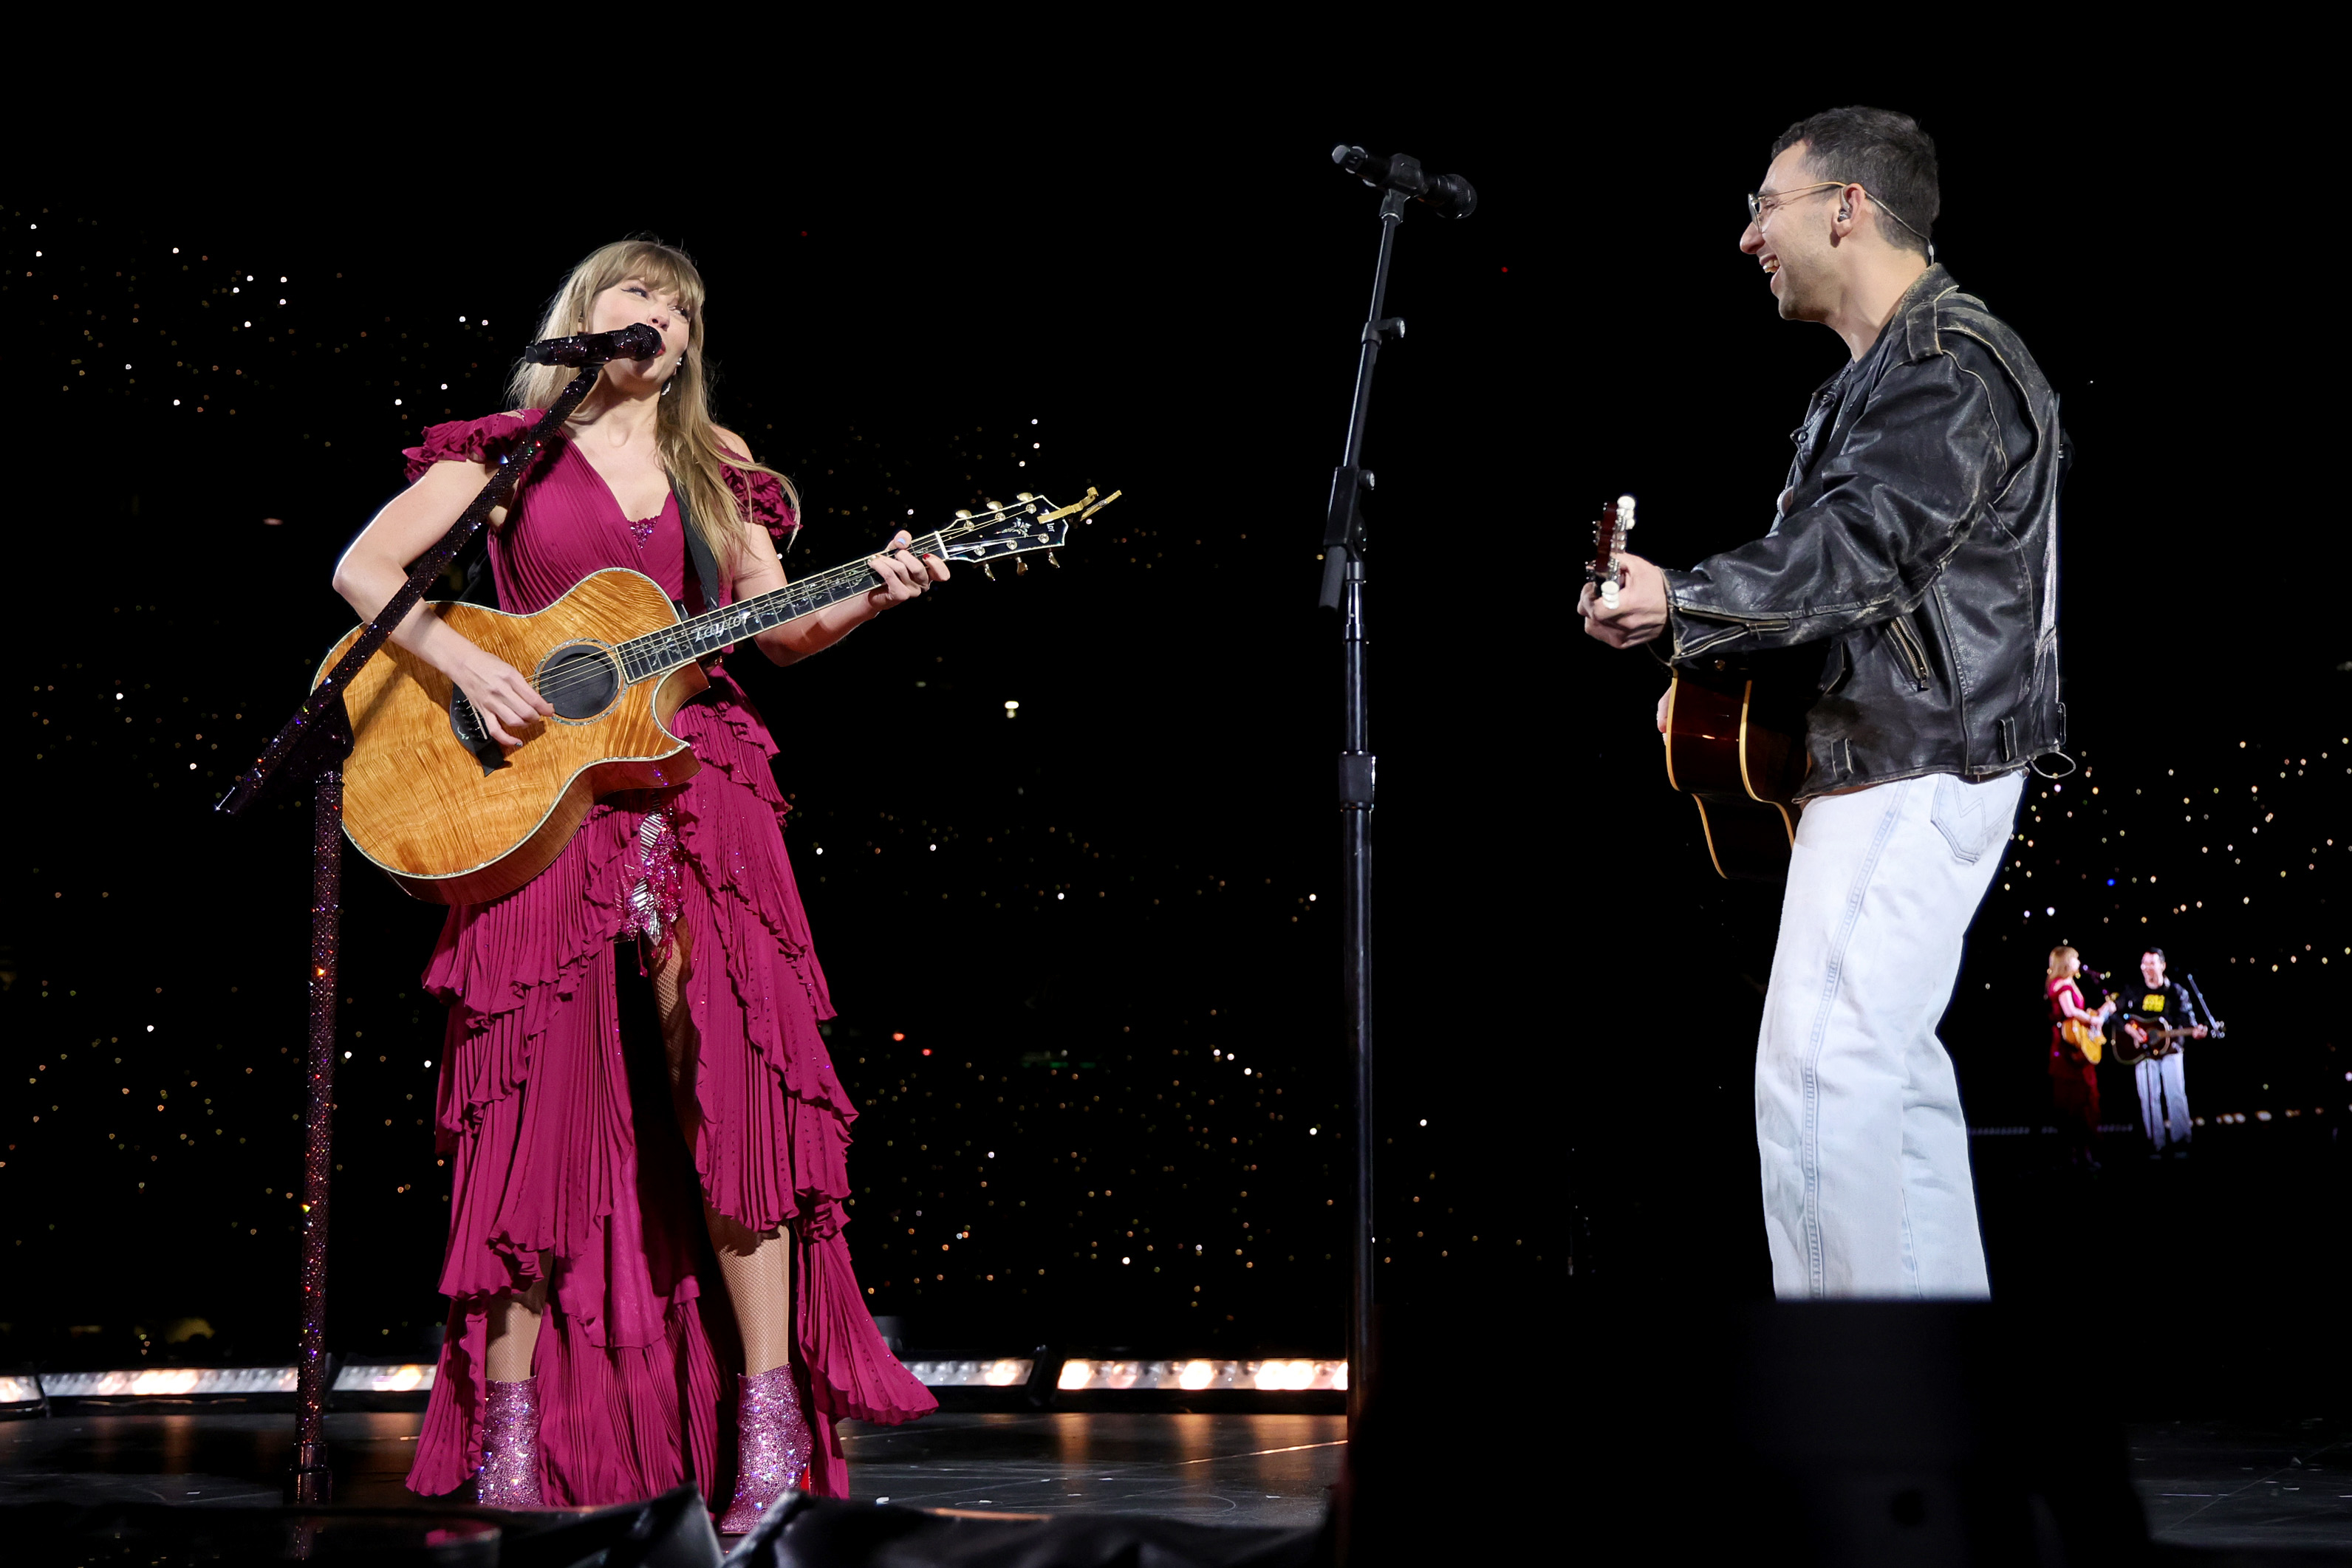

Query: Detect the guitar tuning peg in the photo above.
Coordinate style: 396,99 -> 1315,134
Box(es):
1015,559 -> 1029,576
1016,491 -> 1034,502
1047,551 -> 1060,568
955,509 -> 974,521
982,562 -> 997,581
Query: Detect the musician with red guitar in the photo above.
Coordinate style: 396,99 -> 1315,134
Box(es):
1578,107 -> 2071,1299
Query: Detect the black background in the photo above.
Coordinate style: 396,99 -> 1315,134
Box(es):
4,65 -> 2343,1400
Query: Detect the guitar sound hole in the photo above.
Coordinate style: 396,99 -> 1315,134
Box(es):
539,643 -> 621,721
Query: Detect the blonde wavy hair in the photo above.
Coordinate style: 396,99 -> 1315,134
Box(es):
2046,945 -> 2082,981
508,239 -> 798,575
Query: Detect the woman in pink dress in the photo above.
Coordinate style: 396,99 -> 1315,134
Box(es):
330,239 -> 937,1524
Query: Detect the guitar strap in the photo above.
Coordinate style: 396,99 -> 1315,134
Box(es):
435,475 -> 726,617
444,518 -> 500,607
672,483 -> 727,617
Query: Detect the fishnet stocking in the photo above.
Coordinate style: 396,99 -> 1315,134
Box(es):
656,923 -> 793,1377
483,1261 -> 549,1382
473,923 -> 794,1383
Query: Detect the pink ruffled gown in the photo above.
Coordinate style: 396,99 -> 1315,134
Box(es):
398,413 -> 934,1505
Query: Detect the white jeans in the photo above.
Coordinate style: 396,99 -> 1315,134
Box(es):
2135,1052 -> 2192,1149
1757,769 -> 2023,1299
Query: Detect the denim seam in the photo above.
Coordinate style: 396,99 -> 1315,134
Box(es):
1896,1182 -> 1920,1298
1799,782 -> 1909,1296
1930,774 -> 1994,863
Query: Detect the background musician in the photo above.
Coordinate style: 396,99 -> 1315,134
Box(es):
2120,946 -> 2215,1158
1577,106 -> 2069,1298
2046,946 -> 2112,1171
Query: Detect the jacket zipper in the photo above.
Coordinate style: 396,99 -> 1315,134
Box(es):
1887,617 -> 1931,689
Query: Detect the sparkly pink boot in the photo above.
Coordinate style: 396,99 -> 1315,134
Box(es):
475,1376 -> 544,1507
715,1365 -> 812,1533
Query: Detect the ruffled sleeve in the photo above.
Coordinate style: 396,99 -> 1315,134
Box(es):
402,409 -> 550,485
720,460 -> 799,544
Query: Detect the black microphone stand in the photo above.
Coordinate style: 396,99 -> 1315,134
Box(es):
2181,973 -> 2223,1036
1317,152 -> 1461,1435
216,360 -> 609,1503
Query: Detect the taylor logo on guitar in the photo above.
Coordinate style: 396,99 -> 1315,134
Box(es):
321,488 -> 1115,904
1588,494 -> 1813,883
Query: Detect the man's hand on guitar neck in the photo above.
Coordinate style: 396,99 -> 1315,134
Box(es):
1576,551 -> 1669,648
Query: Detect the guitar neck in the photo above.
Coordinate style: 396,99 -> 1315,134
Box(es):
615,532 -> 941,682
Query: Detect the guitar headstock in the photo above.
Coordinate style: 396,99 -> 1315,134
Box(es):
929,487 -> 1120,578
1587,494 -> 1636,609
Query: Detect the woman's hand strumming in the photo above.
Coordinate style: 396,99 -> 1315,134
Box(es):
453,648 -> 555,747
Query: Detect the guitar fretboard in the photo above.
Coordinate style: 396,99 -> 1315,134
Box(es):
614,529 -> 948,681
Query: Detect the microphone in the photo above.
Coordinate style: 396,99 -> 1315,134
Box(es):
1332,145 -> 1477,219
521,321 -> 664,367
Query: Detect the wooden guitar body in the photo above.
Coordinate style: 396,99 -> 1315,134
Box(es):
2111,1022 -> 2195,1067
1586,494 -> 1812,883
2060,1016 -> 2105,1065
1663,658 -> 1811,883
319,567 -> 706,905
301,489 -> 1102,906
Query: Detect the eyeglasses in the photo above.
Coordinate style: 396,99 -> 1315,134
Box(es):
1745,182 -> 1848,225
1748,182 -> 1938,259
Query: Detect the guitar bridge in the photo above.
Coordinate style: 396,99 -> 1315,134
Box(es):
449,690 -> 507,776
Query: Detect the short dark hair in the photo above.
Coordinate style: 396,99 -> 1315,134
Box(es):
1771,106 -> 1939,259
2141,947 -> 2168,965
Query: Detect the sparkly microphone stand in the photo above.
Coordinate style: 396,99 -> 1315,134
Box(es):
216,339 -> 626,1504
1317,145 -> 1474,1435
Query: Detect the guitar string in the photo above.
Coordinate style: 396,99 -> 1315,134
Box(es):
480,502 -> 1059,710
508,526 -> 963,705
520,556 -> 886,704
589,524 -> 975,684
505,517 -> 1049,708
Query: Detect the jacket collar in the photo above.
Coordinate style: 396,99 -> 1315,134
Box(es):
1896,263 -> 1958,362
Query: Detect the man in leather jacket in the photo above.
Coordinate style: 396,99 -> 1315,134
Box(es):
1580,106 -> 2068,1299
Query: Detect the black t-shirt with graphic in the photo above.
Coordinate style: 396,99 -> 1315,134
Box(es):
2119,977 -> 2201,1044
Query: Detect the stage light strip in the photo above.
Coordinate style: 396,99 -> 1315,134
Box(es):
901,1358 -> 1033,1388
31,1365 -> 438,1397
40,1367 -> 298,1396
1055,1358 -> 1347,1392
22,1358 -> 1346,1398
334,1363 -> 437,1392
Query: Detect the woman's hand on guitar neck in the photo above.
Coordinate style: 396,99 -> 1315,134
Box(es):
1577,552 -> 1669,648
748,530 -> 951,666
452,647 -> 555,748
864,530 -> 950,613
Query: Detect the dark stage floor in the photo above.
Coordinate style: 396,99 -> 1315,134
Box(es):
7,1408 -> 2352,1553
0,1410 -> 1343,1530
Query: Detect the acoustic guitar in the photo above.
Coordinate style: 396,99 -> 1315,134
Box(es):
1587,496 -> 1811,882
322,489 -> 1112,904
2111,1021 -> 2216,1067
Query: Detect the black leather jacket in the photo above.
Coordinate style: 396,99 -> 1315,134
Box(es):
1661,266 -> 2068,801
